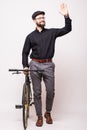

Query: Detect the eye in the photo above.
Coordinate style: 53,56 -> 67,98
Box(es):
36,17 -> 45,20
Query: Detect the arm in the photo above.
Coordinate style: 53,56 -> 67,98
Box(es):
54,3 -> 72,37
22,35 -> 31,68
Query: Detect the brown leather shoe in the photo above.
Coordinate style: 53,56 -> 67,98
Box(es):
44,112 -> 53,124
36,116 -> 43,127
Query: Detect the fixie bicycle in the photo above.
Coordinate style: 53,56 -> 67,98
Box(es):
9,69 -> 43,130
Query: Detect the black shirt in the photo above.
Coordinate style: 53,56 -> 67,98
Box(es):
22,17 -> 72,67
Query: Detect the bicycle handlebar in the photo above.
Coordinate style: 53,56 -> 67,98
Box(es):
8,69 -> 44,74
9,69 -> 24,71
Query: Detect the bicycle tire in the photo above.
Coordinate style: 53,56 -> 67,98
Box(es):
22,83 -> 30,129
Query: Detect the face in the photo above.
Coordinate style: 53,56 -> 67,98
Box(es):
34,14 -> 45,28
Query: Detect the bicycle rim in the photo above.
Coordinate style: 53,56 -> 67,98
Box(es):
22,84 -> 30,129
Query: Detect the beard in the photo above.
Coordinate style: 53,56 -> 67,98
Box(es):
36,21 -> 45,28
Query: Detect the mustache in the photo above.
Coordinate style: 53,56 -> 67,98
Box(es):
40,21 -> 45,23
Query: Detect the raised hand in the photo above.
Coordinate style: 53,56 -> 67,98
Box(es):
60,3 -> 69,17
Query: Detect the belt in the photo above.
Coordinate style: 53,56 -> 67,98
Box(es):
32,58 -> 52,63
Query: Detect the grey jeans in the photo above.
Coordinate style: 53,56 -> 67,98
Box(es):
30,60 -> 55,116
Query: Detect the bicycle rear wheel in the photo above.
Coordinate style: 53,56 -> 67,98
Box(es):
22,83 -> 30,129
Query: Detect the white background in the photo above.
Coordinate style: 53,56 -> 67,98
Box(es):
0,0 -> 87,130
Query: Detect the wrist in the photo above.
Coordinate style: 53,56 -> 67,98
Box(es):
23,67 -> 29,69
64,13 -> 69,18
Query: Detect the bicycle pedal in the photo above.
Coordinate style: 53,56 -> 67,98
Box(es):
15,105 -> 23,109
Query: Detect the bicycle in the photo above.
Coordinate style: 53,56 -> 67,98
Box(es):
9,69 -> 43,130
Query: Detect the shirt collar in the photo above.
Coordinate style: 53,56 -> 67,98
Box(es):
35,28 -> 45,33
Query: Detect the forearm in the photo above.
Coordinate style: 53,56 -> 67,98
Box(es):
22,53 -> 29,68
65,16 -> 72,31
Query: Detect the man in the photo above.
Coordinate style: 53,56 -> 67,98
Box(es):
22,3 -> 72,127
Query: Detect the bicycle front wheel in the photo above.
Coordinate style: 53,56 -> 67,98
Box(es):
22,83 -> 30,129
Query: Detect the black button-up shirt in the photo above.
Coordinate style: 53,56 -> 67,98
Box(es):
22,17 -> 72,67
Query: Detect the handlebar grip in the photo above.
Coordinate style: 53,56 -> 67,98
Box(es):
15,105 -> 23,109
9,69 -> 18,71
9,69 -> 24,72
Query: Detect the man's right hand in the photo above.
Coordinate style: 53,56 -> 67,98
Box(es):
23,67 -> 29,75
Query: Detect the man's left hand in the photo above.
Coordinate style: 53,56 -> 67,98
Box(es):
59,3 -> 69,17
